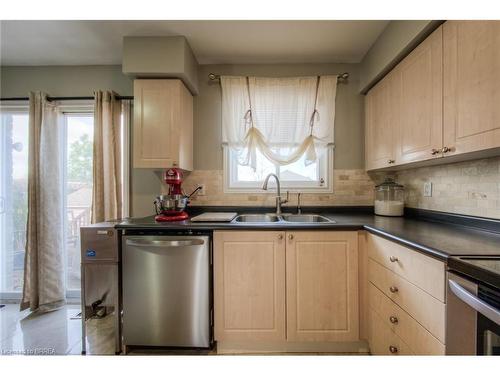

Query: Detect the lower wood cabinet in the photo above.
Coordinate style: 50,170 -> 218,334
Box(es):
213,230 -> 359,345
366,233 -> 447,355
213,231 -> 286,342
286,231 -> 359,342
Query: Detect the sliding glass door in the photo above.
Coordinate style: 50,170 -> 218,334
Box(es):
63,112 -> 94,296
0,109 -> 29,298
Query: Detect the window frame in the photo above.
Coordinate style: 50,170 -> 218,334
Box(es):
223,145 -> 334,193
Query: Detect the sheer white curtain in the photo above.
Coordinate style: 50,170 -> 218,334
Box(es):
21,92 -> 65,312
221,75 -> 338,169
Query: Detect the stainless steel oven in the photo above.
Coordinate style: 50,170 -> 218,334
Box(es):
446,270 -> 500,355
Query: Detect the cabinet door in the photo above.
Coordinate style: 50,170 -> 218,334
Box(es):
213,231 -> 286,342
286,231 -> 359,342
443,21 -> 500,155
396,26 -> 443,164
133,79 -> 193,169
365,72 -> 400,170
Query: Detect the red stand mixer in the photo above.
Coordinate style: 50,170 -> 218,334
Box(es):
154,168 -> 201,222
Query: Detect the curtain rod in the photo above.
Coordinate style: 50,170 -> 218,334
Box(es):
0,95 -> 134,102
208,72 -> 350,82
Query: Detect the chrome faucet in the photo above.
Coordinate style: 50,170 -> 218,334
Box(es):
262,173 -> 288,215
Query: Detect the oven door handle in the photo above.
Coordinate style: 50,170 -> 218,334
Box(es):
449,279 -> 500,326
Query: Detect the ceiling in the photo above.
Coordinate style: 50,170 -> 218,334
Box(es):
0,20 -> 389,66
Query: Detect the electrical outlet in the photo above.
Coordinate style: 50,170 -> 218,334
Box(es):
198,184 -> 206,196
423,182 -> 432,197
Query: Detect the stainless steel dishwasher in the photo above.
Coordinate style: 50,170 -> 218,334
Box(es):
122,234 -> 212,349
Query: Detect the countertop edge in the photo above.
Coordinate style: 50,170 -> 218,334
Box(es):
362,225 -> 449,262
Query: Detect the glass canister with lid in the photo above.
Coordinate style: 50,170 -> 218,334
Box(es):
374,178 -> 405,216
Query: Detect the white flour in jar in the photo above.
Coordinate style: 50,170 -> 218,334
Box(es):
374,200 -> 404,216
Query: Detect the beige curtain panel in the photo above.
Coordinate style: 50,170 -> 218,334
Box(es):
21,92 -> 65,312
91,91 -> 123,223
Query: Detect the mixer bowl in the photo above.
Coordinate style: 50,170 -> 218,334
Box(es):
154,194 -> 188,214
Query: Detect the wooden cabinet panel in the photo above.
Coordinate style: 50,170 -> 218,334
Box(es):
365,72 -> 400,170
286,231 -> 359,342
133,79 -> 193,169
368,258 -> 445,343
369,283 -> 445,355
443,21 -> 500,156
214,231 -> 286,342
395,26 -> 443,164
369,308 -> 414,355
367,233 -> 445,302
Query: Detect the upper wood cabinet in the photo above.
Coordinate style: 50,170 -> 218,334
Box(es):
365,21 -> 500,171
213,231 -> 286,342
365,71 -> 399,170
443,21 -> 500,156
395,26 -> 443,164
286,231 -> 359,342
133,79 -> 193,170
365,26 -> 443,170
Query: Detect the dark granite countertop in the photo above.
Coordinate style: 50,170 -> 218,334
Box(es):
115,208 -> 500,262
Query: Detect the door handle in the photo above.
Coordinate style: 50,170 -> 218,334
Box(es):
449,280 -> 500,326
126,239 -> 205,247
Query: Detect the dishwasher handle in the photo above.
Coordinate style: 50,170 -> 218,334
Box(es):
125,238 -> 205,248
449,279 -> 500,326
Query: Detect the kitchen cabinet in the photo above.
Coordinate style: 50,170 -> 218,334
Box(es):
365,21 -> 500,171
365,26 -> 442,170
286,231 -> 359,342
395,26 -> 443,164
213,230 -> 359,347
366,233 -> 446,355
133,79 -> 193,170
365,71 -> 399,170
213,231 -> 286,342
443,21 -> 500,156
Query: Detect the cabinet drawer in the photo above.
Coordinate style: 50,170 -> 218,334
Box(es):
367,233 -> 445,302
369,308 -> 413,355
369,283 -> 445,355
368,258 -> 446,343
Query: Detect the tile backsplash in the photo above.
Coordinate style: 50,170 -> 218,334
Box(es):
162,169 -> 375,207
376,156 -> 500,219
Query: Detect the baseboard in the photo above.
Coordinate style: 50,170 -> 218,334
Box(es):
216,340 -> 370,354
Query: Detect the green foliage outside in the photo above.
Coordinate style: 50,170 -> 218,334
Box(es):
67,134 -> 93,183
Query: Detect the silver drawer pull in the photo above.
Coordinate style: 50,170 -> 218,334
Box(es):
389,316 -> 398,324
389,345 -> 398,354
389,256 -> 398,263
389,286 -> 399,293
97,230 -> 112,236
126,239 -> 205,247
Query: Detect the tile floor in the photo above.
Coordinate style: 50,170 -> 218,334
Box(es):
0,304 -> 82,355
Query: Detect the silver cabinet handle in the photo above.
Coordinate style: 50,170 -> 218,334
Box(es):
126,239 -> 205,247
389,316 -> 398,324
288,234 -> 294,240
389,256 -> 398,263
278,234 -> 283,240
389,345 -> 398,354
449,279 -> 500,326
389,286 -> 399,293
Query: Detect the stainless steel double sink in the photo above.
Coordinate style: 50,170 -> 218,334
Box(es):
232,213 -> 335,224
